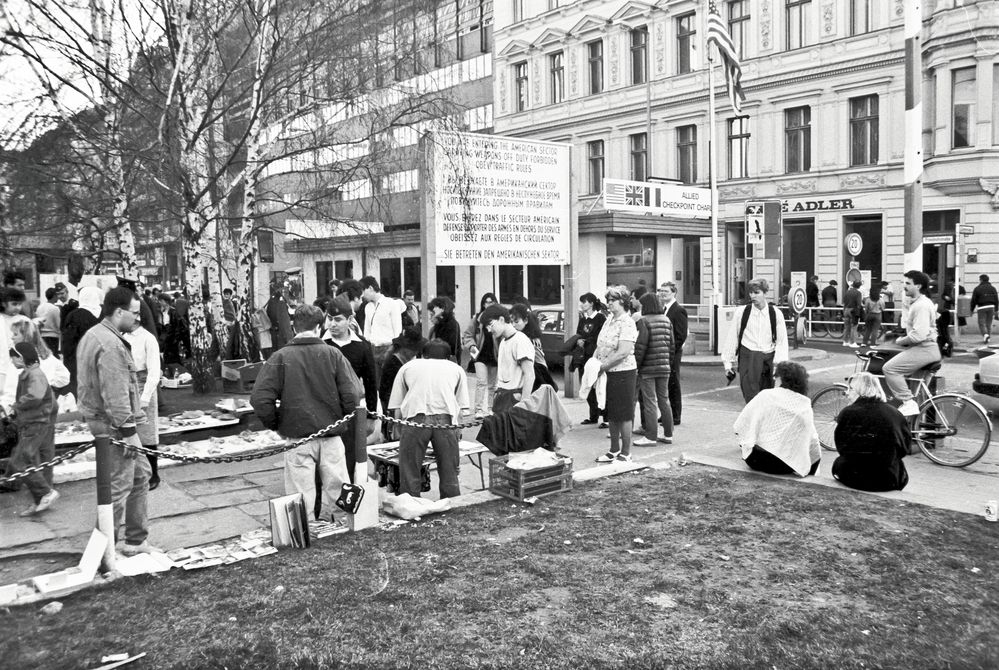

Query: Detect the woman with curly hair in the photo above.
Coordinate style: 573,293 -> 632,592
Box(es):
733,360 -> 820,476
428,296 -> 461,363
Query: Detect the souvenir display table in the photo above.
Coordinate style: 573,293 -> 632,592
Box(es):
366,440 -> 490,491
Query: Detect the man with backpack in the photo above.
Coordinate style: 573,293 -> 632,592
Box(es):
721,278 -> 790,403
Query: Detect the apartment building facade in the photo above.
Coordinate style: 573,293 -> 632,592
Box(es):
492,0 -> 999,305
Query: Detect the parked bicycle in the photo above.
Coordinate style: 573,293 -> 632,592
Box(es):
811,348 -> 993,467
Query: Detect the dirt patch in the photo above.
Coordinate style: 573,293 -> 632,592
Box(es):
0,552 -> 80,586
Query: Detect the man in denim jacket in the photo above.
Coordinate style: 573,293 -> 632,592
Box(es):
77,286 -> 158,556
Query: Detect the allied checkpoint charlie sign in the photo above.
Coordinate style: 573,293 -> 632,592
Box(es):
426,131 -> 571,265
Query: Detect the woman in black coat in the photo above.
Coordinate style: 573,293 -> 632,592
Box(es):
833,372 -> 910,491
428,296 -> 462,363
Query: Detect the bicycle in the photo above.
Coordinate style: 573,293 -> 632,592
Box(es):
807,306 -> 845,338
811,348 -> 993,467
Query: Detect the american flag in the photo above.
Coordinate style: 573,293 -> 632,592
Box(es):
707,1 -> 746,115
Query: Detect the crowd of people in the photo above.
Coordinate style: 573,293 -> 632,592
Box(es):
0,264 -> 959,549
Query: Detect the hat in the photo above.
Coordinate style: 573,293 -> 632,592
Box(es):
325,296 -> 354,319
117,276 -> 138,292
829,280 -> 838,286
392,326 -> 426,350
11,342 -> 39,366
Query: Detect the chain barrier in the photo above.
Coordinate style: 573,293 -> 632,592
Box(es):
369,410 -> 484,430
0,414 -> 355,485
0,411 -> 483,486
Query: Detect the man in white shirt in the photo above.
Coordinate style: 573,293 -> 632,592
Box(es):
359,276 -> 402,381
721,278 -> 789,403
124,324 -> 163,489
480,304 -> 535,414
388,338 -> 469,498
883,270 -> 941,416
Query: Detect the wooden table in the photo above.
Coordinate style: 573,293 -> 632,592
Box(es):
366,440 -> 491,490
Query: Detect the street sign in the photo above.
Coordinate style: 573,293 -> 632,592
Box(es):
845,233 -> 863,256
789,287 -> 807,314
923,234 -> 954,244
960,225 -> 975,236
745,202 -> 764,245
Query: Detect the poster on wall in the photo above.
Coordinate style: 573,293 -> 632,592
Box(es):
428,131 -> 571,266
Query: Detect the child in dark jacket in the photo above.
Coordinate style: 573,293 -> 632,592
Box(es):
8,342 -> 59,516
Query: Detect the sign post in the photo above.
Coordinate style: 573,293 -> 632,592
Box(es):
789,286 -> 807,349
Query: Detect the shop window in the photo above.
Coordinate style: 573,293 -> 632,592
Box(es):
403,257 -> 421,300
316,261 -> 333,298
334,260 -> 353,279
379,258 -> 402,297
257,230 -> 274,263
499,266 -> 524,303
528,266 -> 561,305
436,266 -> 456,300
607,235 -> 655,290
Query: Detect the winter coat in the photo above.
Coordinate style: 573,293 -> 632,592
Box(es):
832,397 -> 909,491
250,336 -> 360,438
634,314 -> 673,378
971,281 -> 999,311
429,314 -> 462,363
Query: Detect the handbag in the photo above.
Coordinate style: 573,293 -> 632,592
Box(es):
334,482 -> 365,514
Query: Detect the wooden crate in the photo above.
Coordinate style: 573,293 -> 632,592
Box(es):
488,454 -> 573,502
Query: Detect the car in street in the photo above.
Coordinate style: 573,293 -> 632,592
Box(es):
534,306 -> 566,369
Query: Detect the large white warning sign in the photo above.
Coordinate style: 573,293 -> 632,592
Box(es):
430,131 -> 571,265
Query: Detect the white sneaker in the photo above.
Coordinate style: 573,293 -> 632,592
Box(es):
33,489 -> 60,513
633,437 -> 658,447
121,541 -> 163,556
898,400 -> 920,416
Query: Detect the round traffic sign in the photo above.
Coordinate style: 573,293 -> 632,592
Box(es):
789,287 -> 807,314
845,233 -> 863,257
846,268 -> 863,285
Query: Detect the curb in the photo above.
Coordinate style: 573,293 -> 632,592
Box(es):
683,348 -> 830,367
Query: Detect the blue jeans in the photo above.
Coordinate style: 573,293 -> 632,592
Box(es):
977,307 -> 995,337
87,420 -> 151,545
9,423 -> 53,503
398,414 -> 460,498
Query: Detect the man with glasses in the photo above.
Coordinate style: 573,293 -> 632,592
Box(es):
77,286 -> 160,555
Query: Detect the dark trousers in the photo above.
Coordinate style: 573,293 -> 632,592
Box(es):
399,414 -> 460,498
668,349 -> 683,423
745,446 -> 819,476
738,346 -> 775,404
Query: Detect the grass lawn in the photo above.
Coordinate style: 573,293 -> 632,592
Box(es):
2,464 -> 998,669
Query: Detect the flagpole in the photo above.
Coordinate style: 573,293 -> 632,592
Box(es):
707,38 -> 721,351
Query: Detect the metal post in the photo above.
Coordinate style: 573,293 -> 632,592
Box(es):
94,436 -> 116,572
903,0 -> 922,271
707,45 -> 722,350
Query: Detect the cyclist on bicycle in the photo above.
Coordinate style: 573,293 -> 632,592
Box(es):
883,270 -> 941,416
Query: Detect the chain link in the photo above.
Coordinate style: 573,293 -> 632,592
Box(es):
1,411 -> 482,485
369,410 -> 483,430
0,414 -> 357,484
0,442 -> 96,485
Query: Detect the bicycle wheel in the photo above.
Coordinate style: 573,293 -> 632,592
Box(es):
825,311 -> 845,338
811,384 -> 850,451
913,393 -> 992,467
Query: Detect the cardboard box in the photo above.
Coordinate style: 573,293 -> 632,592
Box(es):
222,360 -> 262,394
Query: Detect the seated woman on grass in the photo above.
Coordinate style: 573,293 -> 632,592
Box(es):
832,371 -> 910,491
734,360 -> 820,477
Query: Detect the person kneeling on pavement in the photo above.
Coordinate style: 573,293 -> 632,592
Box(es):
7,342 -> 60,516
733,361 -> 820,477
388,338 -> 470,499
832,372 -> 910,491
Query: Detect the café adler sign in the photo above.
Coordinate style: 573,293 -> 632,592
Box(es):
781,198 -> 856,213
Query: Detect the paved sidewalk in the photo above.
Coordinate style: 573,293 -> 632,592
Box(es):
3,346 -> 997,583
